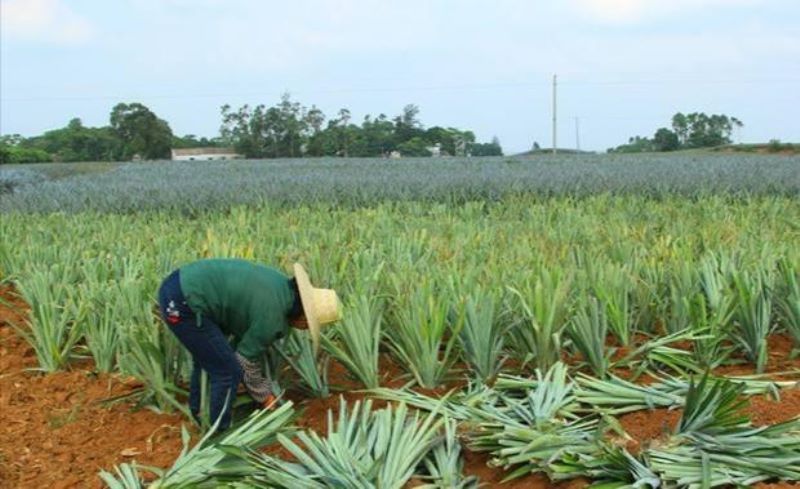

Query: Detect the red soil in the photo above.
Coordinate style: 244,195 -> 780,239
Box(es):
284,354 -> 405,434
462,449 -> 590,489
618,408 -> 682,453
3,282 -> 800,488
747,389 -> 800,426
0,285 -> 186,489
715,333 -> 800,378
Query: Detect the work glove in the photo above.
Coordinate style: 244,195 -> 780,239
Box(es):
235,352 -> 274,404
261,393 -> 280,410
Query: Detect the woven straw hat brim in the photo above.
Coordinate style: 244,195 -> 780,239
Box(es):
293,263 -> 322,354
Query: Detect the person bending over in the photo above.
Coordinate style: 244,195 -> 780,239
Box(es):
157,259 -> 340,429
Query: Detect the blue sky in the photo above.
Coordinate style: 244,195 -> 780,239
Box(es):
1,0 -> 798,153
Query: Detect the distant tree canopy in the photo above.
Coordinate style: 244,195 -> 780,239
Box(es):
1,104 -> 175,164
171,134 -> 224,149
0,134 -> 52,164
220,94 -> 495,158
21,118 -> 119,162
1,97 -> 501,164
609,112 -> 743,153
110,103 -> 173,160
471,136 -> 504,157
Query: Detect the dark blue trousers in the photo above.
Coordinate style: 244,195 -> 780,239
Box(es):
157,269 -> 242,430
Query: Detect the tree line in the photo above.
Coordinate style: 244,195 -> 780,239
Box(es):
0,95 -> 503,164
609,112 -> 743,153
1,103 -> 175,164
220,94 -> 502,158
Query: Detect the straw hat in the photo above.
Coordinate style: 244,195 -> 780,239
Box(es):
293,263 -> 341,354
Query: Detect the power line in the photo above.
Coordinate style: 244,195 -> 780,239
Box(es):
1,81 -> 550,103
2,77 -> 799,103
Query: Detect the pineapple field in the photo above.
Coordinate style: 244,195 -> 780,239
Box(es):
1,154 -> 800,488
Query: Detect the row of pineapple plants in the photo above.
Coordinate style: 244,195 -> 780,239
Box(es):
1,196 -> 799,486
101,364 -> 800,488
4,249 -> 798,404
3,154 -> 798,214
1,197 -> 798,404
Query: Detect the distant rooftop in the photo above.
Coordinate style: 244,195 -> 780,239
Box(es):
171,147 -> 238,156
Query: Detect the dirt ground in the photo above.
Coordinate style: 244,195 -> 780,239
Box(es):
0,285 -> 187,489
3,284 -> 800,488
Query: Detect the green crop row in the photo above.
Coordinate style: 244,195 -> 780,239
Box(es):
2,195 -> 798,399
1,153 -> 799,213
3,182 -> 800,486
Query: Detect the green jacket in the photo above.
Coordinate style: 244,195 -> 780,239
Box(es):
179,259 -> 294,360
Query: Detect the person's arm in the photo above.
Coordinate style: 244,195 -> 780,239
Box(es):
235,352 -> 273,404
236,311 -> 287,404
237,312 -> 287,360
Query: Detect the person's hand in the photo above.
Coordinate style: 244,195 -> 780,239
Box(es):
262,393 -> 279,410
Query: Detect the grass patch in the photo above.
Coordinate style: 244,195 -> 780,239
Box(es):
48,403 -> 82,429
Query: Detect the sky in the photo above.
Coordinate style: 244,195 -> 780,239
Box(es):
1,0 -> 798,153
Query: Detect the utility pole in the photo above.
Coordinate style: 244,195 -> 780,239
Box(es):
575,117 -> 580,152
552,74 -> 557,154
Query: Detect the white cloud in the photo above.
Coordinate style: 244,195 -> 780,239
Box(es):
0,0 -> 93,44
572,0 -> 762,24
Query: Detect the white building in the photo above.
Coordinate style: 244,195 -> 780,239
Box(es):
171,147 -> 242,161
426,143 -> 442,157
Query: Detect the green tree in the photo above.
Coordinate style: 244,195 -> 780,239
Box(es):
0,134 -> 25,164
220,104 -> 272,158
685,112 -> 742,148
110,103 -> 173,159
172,134 -> 222,149
611,112 -> 743,153
470,136 -> 503,156
317,109 -> 365,157
672,113 -> 689,147
21,118 -> 119,162
397,136 -> 432,157
304,105 -> 327,156
221,94 -> 311,158
276,93 -> 308,157
608,136 -> 653,153
361,114 -> 396,156
220,97 -> 497,159
0,134 -> 25,147
220,104 -> 242,152
653,127 -> 680,152
424,126 -> 474,156
261,105 -> 286,158
0,135 -> 52,164
393,104 -> 424,145
671,112 -> 742,149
